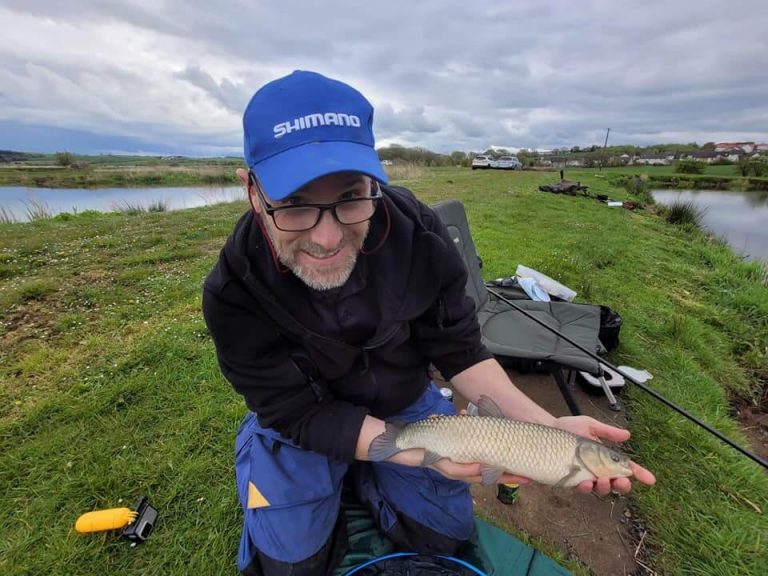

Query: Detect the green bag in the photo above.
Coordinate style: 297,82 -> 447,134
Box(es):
335,500 -> 571,576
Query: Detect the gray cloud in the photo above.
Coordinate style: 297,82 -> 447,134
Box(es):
0,0 -> 766,155
174,65 -> 251,114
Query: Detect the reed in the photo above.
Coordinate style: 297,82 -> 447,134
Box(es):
663,199 -> 706,228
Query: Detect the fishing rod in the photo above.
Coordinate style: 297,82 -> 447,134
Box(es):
486,287 -> 768,471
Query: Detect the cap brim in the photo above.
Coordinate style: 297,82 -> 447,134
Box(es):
251,141 -> 389,201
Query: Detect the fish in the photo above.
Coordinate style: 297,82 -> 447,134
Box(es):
368,395 -> 634,487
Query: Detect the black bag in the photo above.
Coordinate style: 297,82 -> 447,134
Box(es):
599,305 -> 622,352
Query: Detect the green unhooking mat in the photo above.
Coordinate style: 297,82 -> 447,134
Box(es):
334,500 -> 572,576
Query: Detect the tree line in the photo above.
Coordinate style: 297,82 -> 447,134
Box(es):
375,142 -> 750,168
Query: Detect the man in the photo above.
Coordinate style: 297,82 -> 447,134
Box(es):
203,70 -> 655,576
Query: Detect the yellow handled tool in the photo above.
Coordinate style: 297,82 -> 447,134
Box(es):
74,497 -> 157,543
75,507 -> 137,533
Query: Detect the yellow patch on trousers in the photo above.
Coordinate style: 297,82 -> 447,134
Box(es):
247,481 -> 270,508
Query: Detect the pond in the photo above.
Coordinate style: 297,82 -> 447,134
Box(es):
0,185 -> 245,223
652,189 -> 768,262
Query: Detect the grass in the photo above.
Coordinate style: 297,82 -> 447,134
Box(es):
0,163 -> 240,188
111,200 -> 170,215
580,165 -> 768,192
0,206 -> 17,224
595,164 -> 743,177
23,199 -> 53,221
1,167 -> 767,575
383,162 -> 429,182
663,199 -> 707,227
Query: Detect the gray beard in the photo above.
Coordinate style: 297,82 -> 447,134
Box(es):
260,214 -> 367,291
289,252 -> 359,291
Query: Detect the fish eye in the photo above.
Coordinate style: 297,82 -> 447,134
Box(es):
610,453 -> 620,462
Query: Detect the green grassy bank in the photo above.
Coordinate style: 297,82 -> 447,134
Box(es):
0,164 -> 241,189
2,158 -> 767,190
1,167 -> 766,574
546,165 -> 768,191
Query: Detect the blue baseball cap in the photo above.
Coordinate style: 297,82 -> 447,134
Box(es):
243,70 -> 388,201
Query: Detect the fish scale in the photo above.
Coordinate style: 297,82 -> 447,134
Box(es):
397,416 -> 582,484
371,411 -> 633,487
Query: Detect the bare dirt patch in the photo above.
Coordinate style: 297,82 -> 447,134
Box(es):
731,381 -> 768,463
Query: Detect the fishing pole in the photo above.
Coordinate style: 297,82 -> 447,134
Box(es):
486,287 -> 768,471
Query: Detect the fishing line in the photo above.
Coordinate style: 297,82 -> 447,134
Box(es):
486,287 -> 768,471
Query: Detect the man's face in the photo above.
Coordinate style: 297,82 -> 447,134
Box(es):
250,172 -> 373,291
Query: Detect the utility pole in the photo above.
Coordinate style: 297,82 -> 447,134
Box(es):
599,127 -> 611,172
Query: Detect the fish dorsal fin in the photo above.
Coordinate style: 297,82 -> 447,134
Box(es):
476,395 -> 505,418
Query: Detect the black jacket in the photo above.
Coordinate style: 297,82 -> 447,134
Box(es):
202,185 -> 491,462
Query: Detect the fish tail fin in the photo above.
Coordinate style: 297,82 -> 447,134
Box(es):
368,422 -> 404,462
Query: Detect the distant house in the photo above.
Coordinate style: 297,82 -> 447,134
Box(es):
635,153 -> 674,166
756,143 -> 768,153
685,151 -> 720,163
715,142 -> 756,154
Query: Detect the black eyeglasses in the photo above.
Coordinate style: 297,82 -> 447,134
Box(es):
252,173 -> 382,232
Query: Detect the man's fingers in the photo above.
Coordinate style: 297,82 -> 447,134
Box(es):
431,460 -> 532,486
434,460 -> 481,478
611,477 -> 632,494
499,474 -> 531,485
594,477 -> 612,495
629,461 -> 657,485
591,421 -> 631,443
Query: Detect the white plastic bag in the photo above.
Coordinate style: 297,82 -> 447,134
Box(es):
515,264 -> 577,302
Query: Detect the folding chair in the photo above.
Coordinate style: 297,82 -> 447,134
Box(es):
431,199 -> 620,414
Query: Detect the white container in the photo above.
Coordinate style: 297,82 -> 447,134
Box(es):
515,264 -> 577,302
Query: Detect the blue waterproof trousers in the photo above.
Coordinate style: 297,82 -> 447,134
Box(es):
234,384 -> 474,575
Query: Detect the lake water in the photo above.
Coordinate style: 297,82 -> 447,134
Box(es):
652,189 -> 768,262
0,185 -> 245,222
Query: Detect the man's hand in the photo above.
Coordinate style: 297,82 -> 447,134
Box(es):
428,458 -> 530,486
553,415 -> 656,495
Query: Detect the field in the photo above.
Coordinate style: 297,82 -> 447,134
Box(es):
1,167 -> 767,575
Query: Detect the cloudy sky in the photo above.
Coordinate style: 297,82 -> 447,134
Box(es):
1,0 -> 767,157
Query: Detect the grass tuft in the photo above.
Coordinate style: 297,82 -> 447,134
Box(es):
0,206 -> 17,224
147,200 -> 168,212
664,199 -> 706,227
17,278 -> 59,301
623,175 -> 655,205
384,162 -> 428,182
24,199 -> 53,221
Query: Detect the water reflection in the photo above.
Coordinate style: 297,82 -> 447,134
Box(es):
745,190 -> 768,208
0,185 -> 245,222
652,189 -> 768,262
